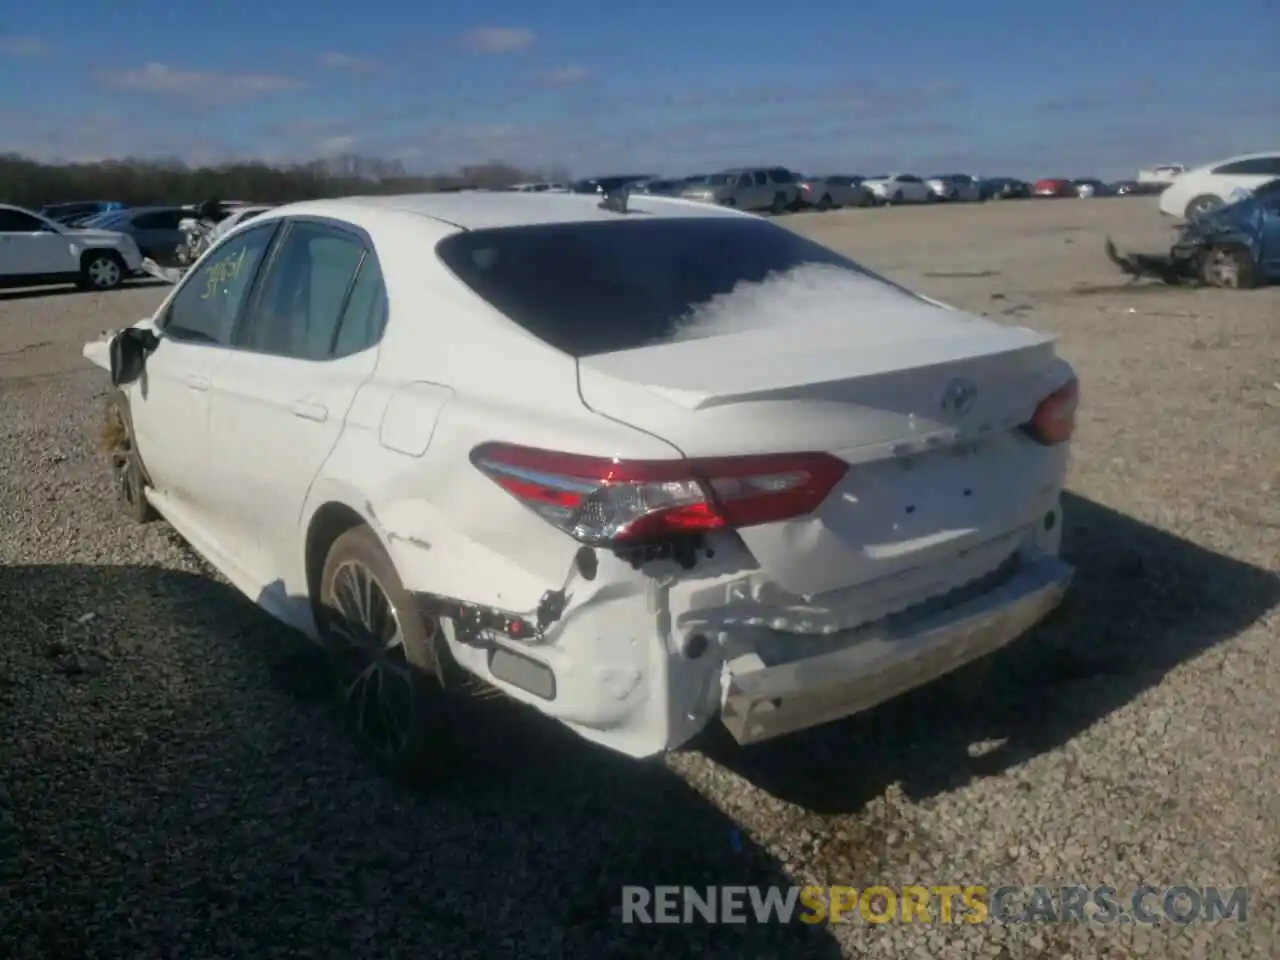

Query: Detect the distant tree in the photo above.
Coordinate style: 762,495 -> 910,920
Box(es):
0,152 -> 546,210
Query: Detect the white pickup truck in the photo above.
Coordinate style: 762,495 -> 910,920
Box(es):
1137,164 -> 1185,185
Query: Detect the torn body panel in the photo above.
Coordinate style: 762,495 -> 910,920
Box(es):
1104,184 -> 1279,288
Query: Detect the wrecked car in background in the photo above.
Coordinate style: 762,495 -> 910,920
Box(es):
1106,178 -> 1280,289
138,201 -> 272,284
83,190 -> 1079,782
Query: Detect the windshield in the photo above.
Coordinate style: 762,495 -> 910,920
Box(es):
79,212 -> 123,228
704,174 -> 731,185
435,217 -> 910,357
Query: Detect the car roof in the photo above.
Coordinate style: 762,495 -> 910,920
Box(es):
263,191 -> 748,231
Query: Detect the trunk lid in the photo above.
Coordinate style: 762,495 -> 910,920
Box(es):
577,286 -> 1071,597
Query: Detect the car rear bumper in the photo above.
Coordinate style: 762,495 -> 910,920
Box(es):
719,553 -> 1072,745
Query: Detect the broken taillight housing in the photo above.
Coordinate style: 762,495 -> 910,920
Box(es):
469,443 -> 849,546
1023,377 -> 1079,445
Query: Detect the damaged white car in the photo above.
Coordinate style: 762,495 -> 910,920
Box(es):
85,190 -> 1078,778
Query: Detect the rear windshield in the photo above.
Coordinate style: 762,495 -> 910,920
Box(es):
435,217 -> 909,357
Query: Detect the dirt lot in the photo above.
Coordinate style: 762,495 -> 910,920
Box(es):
1,197 -> 1277,959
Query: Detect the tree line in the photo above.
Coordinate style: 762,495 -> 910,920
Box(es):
0,152 -> 567,209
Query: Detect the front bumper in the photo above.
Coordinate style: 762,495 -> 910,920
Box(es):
719,554 -> 1072,745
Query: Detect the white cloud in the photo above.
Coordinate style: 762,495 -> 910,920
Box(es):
0,37 -> 46,56
97,62 -> 303,101
538,66 -> 589,87
316,135 -> 358,156
460,27 -> 536,54
318,51 -> 378,75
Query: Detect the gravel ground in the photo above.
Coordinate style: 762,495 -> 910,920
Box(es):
1,197 -> 1277,959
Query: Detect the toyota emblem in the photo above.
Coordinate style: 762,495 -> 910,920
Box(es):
940,377 -> 978,416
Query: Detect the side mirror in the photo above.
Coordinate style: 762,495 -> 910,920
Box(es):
109,327 -> 160,387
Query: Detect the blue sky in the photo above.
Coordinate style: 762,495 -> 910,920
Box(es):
1,0 -> 1276,179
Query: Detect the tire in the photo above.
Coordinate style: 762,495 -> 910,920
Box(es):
770,192 -> 788,215
1198,246 -> 1259,290
103,399 -> 157,524
1184,194 -> 1224,221
317,525 -> 457,782
816,193 -> 833,211
79,250 -> 126,291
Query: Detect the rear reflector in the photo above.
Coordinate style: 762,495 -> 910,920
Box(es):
1024,377 -> 1079,445
470,443 -> 848,546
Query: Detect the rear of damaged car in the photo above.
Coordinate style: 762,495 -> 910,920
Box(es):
389,215 -> 1078,759
1105,178 -> 1280,289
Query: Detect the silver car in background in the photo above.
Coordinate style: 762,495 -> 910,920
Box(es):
797,175 -> 874,210
926,174 -> 983,202
679,167 -> 802,213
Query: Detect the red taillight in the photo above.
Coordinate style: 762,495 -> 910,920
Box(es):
1024,378 -> 1079,445
469,443 -> 849,546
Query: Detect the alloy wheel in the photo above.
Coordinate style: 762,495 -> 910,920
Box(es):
1202,249 -> 1240,288
324,560 -> 417,761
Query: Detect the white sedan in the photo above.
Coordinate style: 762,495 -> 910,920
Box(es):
85,191 -> 1078,779
862,174 -> 934,204
1158,150 -> 1280,220
0,203 -> 143,291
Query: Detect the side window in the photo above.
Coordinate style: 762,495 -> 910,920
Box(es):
735,174 -> 752,189
239,221 -> 367,361
767,169 -> 793,184
1213,157 -> 1280,176
752,171 -> 769,186
0,210 -> 47,232
333,254 -> 388,357
131,212 -> 168,229
900,175 -> 920,183
163,222 -> 278,345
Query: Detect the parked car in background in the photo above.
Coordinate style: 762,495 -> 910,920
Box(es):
980,177 -> 1032,200
1073,179 -> 1114,199
797,175 -> 872,209
81,206 -> 199,267
1033,178 -> 1075,198
1107,178 -> 1280,288
570,175 -> 656,195
1137,164 -> 1185,186
40,200 -> 127,225
85,190 -> 1078,777
509,182 -> 569,193
679,167 -> 802,213
630,178 -> 684,197
211,204 -> 275,241
1157,150 -> 1280,220
0,203 -> 142,290
926,174 -> 982,202
862,174 -> 932,204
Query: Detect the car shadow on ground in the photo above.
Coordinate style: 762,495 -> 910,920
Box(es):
0,563 -> 843,958
0,278 -> 168,302
698,491 -> 1280,814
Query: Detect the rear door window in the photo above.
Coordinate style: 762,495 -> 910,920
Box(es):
235,220 -> 371,360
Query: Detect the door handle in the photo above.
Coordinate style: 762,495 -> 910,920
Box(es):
185,375 -> 210,391
292,399 -> 329,422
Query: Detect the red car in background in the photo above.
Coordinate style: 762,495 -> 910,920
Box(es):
1034,178 -> 1075,197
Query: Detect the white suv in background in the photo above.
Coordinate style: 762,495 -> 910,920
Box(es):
1158,151 -> 1280,220
0,203 -> 143,291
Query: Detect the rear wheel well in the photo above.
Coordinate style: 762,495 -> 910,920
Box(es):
305,502 -> 369,603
